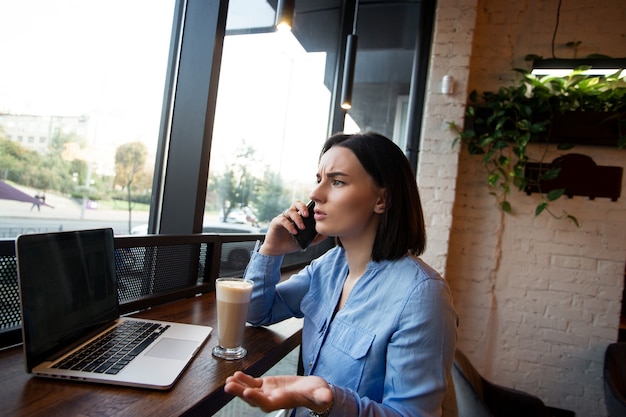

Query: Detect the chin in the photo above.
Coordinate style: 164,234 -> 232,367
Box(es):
315,225 -> 330,237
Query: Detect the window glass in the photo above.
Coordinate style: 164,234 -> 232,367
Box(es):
225,0 -> 275,31
0,0 -> 175,237
344,2 -> 418,151
207,0 -> 340,231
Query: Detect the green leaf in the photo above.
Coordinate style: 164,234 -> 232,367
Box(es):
497,155 -> 510,166
567,215 -> 580,227
493,140 -> 508,150
546,188 -> 565,201
513,176 -> 527,190
556,143 -> 575,150
530,122 -> 548,134
518,132 -> 531,147
500,201 -> 512,213
487,173 -> 500,186
460,130 -> 476,139
516,119 -> 531,131
467,144 -> 485,155
477,135 -> 494,147
535,202 -> 547,216
483,150 -> 495,164
512,164 -> 525,177
541,167 -> 561,180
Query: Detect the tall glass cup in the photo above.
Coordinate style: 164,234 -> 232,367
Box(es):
212,278 -> 254,360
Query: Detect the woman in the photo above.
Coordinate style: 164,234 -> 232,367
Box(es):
225,132 -> 457,417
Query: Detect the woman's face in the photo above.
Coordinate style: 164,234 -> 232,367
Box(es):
310,146 -> 386,243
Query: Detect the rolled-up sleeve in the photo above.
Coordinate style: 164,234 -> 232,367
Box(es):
244,251 -> 311,326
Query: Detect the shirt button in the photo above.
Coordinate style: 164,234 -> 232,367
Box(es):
309,362 -> 313,368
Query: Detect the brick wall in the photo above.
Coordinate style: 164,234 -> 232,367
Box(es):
419,1 -> 626,416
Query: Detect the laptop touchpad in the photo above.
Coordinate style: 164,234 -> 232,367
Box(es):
145,338 -> 198,361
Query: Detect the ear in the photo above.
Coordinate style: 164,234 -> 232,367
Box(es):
374,190 -> 387,214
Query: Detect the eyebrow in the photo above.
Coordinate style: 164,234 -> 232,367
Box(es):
317,171 -> 348,180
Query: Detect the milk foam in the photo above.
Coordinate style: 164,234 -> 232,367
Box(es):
216,279 -> 253,303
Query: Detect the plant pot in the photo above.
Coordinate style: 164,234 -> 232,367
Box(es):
524,153 -> 623,201
548,111 -> 624,147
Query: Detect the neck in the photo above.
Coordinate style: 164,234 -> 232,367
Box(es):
337,236 -> 374,312
341,233 -> 376,279
339,213 -> 380,278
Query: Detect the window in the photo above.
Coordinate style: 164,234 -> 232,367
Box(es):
0,0 -> 434,238
345,2 -> 420,153
0,0 -> 175,238
206,0 -> 341,228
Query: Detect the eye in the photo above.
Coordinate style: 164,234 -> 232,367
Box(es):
331,179 -> 344,186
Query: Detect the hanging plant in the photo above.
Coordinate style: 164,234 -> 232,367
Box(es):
450,67 -> 626,225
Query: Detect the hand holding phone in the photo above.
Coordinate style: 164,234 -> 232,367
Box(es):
292,201 -> 317,250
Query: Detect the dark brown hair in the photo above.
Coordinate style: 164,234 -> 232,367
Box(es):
320,132 -> 426,261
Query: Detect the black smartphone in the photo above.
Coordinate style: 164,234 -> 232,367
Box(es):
292,201 -> 317,250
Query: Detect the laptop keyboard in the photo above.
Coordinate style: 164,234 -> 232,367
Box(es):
53,321 -> 170,375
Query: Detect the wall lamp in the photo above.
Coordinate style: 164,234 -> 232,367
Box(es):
275,0 -> 295,31
531,58 -> 626,77
340,0 -> 360,110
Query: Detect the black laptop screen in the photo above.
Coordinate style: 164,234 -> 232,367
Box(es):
17,228 -> 118,372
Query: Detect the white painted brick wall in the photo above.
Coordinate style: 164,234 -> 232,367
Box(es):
420,0 -> 626,416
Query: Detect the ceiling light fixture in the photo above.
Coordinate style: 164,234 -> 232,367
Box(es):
340,0 -> 359,110
275,0 -> 295,31
531,58 -> 626,77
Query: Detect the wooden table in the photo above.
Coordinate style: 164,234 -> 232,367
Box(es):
0,292 -> 303,416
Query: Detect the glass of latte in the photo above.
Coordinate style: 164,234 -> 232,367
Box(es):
212,278 -> 254,360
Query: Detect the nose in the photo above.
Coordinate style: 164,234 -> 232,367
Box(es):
309,182 -> 322,204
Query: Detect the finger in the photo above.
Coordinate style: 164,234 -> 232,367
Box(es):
224,380 -> 247,397
233,388 -> 261,408
235,372 -> 263,388
225,371 -> 259,390
279,208 -> 299,234
293,200 -> 309,216
287,202 -> 310,230
242,388 -> 281,413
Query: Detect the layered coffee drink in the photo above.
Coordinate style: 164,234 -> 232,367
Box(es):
212,278 -> 253,360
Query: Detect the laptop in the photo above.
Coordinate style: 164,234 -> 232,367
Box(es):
16,228 -> 212,390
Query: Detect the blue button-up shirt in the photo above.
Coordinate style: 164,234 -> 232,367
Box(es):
245,246 -> 457,417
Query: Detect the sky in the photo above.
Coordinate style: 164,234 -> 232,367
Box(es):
0,0 -> 174,148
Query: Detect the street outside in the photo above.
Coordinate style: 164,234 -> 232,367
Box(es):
0,182 -> 149,239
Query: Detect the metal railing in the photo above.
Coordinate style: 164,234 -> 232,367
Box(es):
0,233 -> 334,349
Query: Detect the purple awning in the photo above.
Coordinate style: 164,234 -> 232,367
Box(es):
0,181 -> 53,207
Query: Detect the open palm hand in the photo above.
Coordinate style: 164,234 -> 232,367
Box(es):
224,371 -> 333,413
